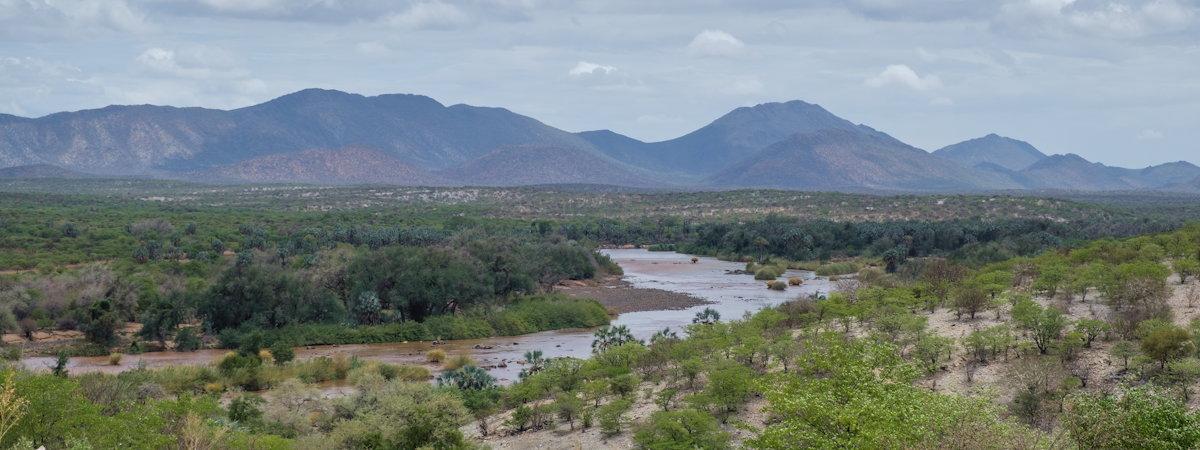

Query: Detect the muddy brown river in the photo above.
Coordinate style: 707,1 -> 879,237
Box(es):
21,250 -> 831,383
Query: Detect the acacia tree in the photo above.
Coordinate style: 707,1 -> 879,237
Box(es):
1141,324 -> 1194,369
952,283 -> 989,320
1012,299 -> 1066,355
921,259 -> 967,312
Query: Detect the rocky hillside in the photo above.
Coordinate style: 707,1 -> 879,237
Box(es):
704,129 -> 1019,192
933,134 -> 1047,172
0,89 -> 1196,193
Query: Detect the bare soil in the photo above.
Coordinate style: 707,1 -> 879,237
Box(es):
558,275 -> 710,314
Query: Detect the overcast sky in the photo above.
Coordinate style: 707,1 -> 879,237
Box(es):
1,0 -> 1198,167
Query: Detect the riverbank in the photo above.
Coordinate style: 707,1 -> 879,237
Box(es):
558,275 -> 710,314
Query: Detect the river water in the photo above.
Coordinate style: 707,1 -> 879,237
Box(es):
21,250 -> 830,383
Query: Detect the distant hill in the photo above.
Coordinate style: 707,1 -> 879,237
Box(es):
587,100 -> 886,178
439,145 -> 661,187
0,88 -> 599,176
0,164 -> 92,179
934,134 -> 1047,172
195,147 -> 447,185
0,89 -> 1195,192
705,129 -> 1019,192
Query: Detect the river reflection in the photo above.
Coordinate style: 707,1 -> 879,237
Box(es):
21,250 -> 830,383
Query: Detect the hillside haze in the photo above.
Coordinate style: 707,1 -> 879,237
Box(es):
0,89 -> 1195,193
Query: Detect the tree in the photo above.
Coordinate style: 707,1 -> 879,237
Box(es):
1074,319 -> 1110,348
1069,263 -> 1104,302
460,388 -> 500,436
82,299 -> 122,347
952,283 -> 989,320
0,372 -> 29,444
693,308 -> 720,325
349,291 -> 382,325
913,333 -> 954,374
974,270 -> 1013,301
634,409 -> 732,450
555,392 -> 583,430
348,246 -> 492,322
1110,340 -> 1138,370
1174,259 -> 1200,284
1065,387 -> 1200,449
920,259 -> 967,311
201,259 -> 346,331
1033,259 -> 1070,299
592,325 -> 638,353
438,365 -> 497,391
1012,299 -> 1066,355
693,361 -> 754,419
137,294 -> 186,347
1141,324 -> 1194,369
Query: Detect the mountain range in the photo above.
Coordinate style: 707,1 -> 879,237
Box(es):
1,88 -> 1196,193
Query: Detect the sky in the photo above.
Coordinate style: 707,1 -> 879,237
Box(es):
1,0 -> 1198,168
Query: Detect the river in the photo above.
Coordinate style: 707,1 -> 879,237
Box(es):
20,250 -> 831,383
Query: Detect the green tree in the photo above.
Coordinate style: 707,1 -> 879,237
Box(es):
1012,299 -> 1066,355
1174,259 -> 1200,284
1064,387 -> 1200,449
1141,324 -> 1194,369
633,409 -> 732,450
1110,340 -> 1138,370
1074,319 -> 1110,348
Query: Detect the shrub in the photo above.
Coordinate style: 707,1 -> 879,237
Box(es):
767,280 -> 787,291
754,267 -> 782,280
426,349 -> 447,363
438,365 -> 496,391
815,262 -> 860,277
108,353 -> 123,366
444,354 -> 475,371
269,340 -> 295,365
174,328 -> 201,352
634,409 -> 732,450
598,398 -> 633,437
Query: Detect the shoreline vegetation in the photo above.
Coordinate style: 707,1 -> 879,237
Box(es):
5,182 -> 1200,447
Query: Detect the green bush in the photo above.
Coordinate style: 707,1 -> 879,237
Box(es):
634,409 -> 732,450
815,261 -> 860,277
598,398 -> 633,437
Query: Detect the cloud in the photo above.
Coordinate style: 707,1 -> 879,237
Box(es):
136,46 -> 243,79
355,41 -> 392,56
865,64 -> 943,90
122,46 -> 266,108
568,61 -> 617,77
386,1 -> 471,30
0,0 -> 151,37
687,29 -> 745,57
930,96 -> 955,106
725,76 -> 765,95
1138,128 -> 1165,140
996,0 -> 1199,38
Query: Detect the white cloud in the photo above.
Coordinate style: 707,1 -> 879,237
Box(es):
355,41 -> 391,56
1138,128 -> 1165,140
386,1 -> 471,30
865,64 -> 943,90
568,61 -> 617,77
930,96 -> 955,106
0,0 -> 151,36
200,0 -> 288,12
687,29 -> 745,57
725,76 -> 765,95
136,46 -> 242,80
997,0 -> 1198,38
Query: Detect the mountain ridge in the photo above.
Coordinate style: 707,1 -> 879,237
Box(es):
0,88 -> 1194,193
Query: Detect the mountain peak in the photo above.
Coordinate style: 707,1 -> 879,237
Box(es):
934,134 -> 1047,172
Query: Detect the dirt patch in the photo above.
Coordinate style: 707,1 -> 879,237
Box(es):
558,276 -> 710,314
